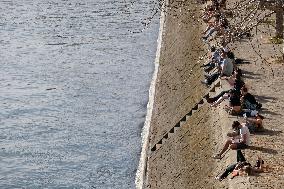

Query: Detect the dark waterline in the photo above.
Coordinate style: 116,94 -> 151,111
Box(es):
0,0 -> 159,188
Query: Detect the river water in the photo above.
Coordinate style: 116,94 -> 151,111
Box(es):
0,0 -> 159,188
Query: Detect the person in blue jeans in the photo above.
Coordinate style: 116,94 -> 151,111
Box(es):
200,46 -> 221,73
216,150 -> 264,181
215,150 -> 247,181
202,49 -> 234,85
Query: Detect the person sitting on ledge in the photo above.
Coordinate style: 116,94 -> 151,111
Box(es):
202,6 -> 216,23
202,14 -> 220,41
241,87 -> 262,110
210,89 -> 241,116
202,49 -> 233,85
215,150 -> 247,181
202,15 -> 228,41
221,68 -> 243,88
223,90 -> 242,115
206,69 -> 243,104
213,121 -> 250,159
200,46 -> 221,73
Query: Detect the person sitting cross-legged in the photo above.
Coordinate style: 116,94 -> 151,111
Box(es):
213,121 -> 250,159
223,90 -> 242,115
211,89 -> 242,116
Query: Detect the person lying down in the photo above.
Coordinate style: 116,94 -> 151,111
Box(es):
215,150 -> 264,181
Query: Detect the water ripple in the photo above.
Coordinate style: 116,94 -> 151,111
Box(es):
0,0 -> 159,188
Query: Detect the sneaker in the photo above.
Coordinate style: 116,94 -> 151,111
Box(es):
212,154 -> 221,159
201,80 -> 208,85
202,36 -> 207,41
210,103 -> 217,107
215,176 -> 223,181
204,73 -> 210,78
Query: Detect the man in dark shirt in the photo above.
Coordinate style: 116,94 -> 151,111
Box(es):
241,87 -> 262,110
229,92 -> 241,107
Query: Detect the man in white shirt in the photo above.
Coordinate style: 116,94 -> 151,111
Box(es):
213,121 -> 250,159
202,50 -> 233,85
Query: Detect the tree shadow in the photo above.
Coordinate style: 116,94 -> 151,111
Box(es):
241,70 -> 261,76
254,95 -> 278,103
259,108 -> 281,116
242,75 -> 261,79
235,58 -> 251,65
248,146 -> 278,155
252,128 -> 283,136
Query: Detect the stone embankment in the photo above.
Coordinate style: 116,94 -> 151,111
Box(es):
144,0 -> 227,188
143,0 -> 284,189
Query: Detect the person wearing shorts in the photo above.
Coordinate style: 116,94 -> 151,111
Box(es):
213,121 -> 250,159
232,138 -> 248,149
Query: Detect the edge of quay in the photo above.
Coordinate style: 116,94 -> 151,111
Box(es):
135,1 -> 168,189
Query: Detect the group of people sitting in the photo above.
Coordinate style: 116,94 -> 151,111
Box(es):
201,0 -> 263,131
199,0 -> 266,181
200,45 -> 235,85
201,0 -> 249,44
201,45 -> 263,126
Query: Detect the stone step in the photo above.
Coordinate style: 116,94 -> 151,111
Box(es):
214,80 -> 221,87
155,143 -> 162,150
209,87 -> 216,93
174,125 -> 180,132
186,114 -> 191,121
197,99 -> 204,108
192,104 -> 199,111
187,110 -> 193,117
180,115 -> 187,122
162,136 -> 168,144
150,92 -> 209,153
179,120 -> 186,127
203,93 -> 210,99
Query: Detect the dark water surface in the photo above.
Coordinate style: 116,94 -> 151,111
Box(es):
0,0 -> 159,188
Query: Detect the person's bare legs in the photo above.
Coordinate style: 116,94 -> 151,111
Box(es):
211,94 -> 229,107
203,26 -> 211,34
219,139 -> 238,156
